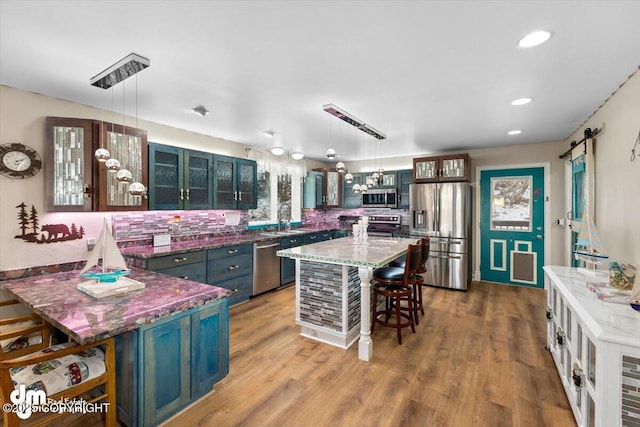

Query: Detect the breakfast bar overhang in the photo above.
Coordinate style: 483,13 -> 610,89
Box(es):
277,236 -> 417,361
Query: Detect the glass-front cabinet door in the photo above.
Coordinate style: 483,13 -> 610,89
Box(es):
185,150 -> 213,210
46,117 -> 148,212
414,153 -> 470,183
236,159 -> 257,210
46,117 -> 95,212
98,124 -> 148,211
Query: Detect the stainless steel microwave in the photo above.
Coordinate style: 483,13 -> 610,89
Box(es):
362,188 -> 398,208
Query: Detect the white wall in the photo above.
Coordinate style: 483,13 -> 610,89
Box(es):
0,86 -> 252,272
567,69 -> 640,265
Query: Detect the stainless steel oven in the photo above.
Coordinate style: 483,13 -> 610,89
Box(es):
362,188 -> 398,208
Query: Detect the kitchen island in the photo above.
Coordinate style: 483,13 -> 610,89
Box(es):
277,236 -> 418,361
1,268 -> 231,427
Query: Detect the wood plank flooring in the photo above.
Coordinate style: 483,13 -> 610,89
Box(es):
43,280 -> 575,427
162,281 -> 575,427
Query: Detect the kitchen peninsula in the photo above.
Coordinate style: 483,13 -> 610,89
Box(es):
277,235 -> 418,361
1,268 -> 231,426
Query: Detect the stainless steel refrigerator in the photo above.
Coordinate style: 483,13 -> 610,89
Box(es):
409,183 -> 471,290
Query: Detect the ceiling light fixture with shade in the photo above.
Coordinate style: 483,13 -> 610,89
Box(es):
263,130 -> 276,138
518,30 -> 552,48
508,129 -> 523,135
270,146 -> 285,156
291,152 -> 304,160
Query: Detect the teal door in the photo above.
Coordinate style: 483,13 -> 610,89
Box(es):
480,167 -> 545,287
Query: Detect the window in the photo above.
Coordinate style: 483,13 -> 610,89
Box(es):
247,152 -> 304,226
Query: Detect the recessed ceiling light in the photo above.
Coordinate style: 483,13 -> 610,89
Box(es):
511,97 -> 533,106
191,105 -> 209,117
518,30 -> 552,48
508,130 -> 523,135
270,147 -> 285,156
263,130 -> 275,138
291,152 -> 304,160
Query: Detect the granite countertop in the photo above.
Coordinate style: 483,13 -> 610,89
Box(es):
277,236 -> 418,268
0,268 -> 231,345
120,226 -> 342,259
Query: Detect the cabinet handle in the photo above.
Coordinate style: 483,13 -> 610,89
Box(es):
238,191 -> 242,201
556,327 -> 565,346
180,188 -> 184,201
83,184 -> 92,198
227,249 -> 238,254
186,188 -> 190,200
545,306 -> 553,321
228,265 -> 239,270
173,257 -> 188,263
233,191 -> 238,201
310,236 -> 316,240
572,364 -> 583,388
231,288 -> 239,293
181,276 -> 189,279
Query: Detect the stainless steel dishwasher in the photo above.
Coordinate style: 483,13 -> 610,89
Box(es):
253,239 -> 281,295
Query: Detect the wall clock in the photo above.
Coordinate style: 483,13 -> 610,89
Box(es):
0,143 -> 42,179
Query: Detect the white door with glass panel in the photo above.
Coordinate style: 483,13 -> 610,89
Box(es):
480,167 -> 545,287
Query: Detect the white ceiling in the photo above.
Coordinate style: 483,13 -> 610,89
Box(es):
1,1 -> 639,162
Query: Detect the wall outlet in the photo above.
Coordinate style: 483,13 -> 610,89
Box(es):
87,238 -> 96,251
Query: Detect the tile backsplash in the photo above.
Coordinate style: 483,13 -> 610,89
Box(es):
112,210 -> 248,243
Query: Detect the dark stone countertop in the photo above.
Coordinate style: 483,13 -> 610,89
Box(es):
0,268 -> 231,345
120,226 -> 344,260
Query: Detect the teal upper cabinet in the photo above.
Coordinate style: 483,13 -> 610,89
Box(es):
212,155 -> 257,209
303,170 -> 324,208
148,143 -> 213,210
397,169 -> 413,209
342,172 -> 363,208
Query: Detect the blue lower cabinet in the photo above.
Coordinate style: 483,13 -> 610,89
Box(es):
207,244 -> 253,306
115,298 -> 229,427
280,236 -> 302,286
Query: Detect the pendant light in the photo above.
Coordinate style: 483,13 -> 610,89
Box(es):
116,80 -> 132,184
128,73 -> 146,197
94,86 -> 110,162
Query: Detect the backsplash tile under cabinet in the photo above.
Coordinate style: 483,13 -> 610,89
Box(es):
112,210 -> 248,242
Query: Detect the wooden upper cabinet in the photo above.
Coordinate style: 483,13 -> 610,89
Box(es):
413,153 -> 470,183
97,123 -> 148,211
312,168 -> 342,208
46,117 -> 96,212
45,117 -> 148,212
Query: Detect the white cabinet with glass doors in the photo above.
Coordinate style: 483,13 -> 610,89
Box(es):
544,266 -> 640,427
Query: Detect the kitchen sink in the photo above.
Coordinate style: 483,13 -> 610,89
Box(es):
260,230 -> 306,237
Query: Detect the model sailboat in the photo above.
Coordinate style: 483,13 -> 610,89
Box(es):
573,211 -> 608,275
78,219 -> 144,298
79,219 -> 130,282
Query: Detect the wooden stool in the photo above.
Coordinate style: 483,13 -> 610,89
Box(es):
389,237 -> 431,324
371,242 -> 422,344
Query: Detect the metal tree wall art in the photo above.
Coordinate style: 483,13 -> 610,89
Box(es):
14,203 -> 84,243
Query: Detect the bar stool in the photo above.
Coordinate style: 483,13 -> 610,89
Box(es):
389,237 -> 430,324
371,242 -> 422,345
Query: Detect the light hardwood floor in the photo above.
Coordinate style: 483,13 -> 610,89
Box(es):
158,281 -> 575,427
35,280 -> 575,427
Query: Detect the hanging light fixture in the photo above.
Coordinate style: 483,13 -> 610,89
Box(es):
116,80 -> 132,184
128,74 -> 146,196
105,158 -> 121,172
336,161 -> 345,173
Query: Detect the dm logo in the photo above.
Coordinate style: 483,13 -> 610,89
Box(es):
9,384 -> 46,419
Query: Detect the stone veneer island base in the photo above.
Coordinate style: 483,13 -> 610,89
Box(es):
278,236 -> 418,361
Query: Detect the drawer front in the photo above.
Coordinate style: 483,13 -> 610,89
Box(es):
280,236 -> 303,249
207,244 -> 252,261
303,233 -> 321,245
207,253 -> 253,283
154,262 -> 207,283
147,250 -> 206,271
211,274 -> 252,306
